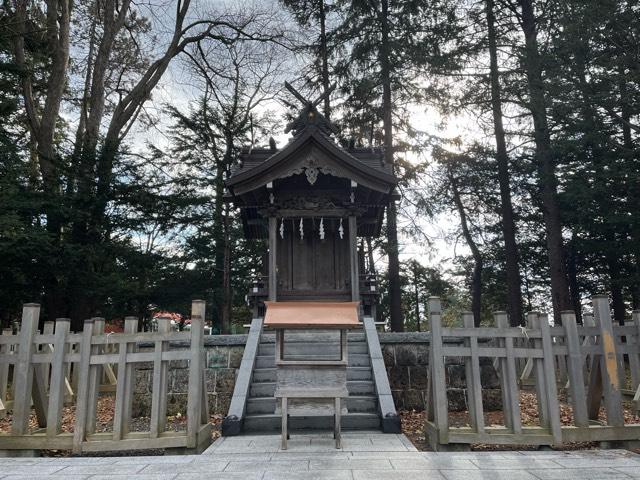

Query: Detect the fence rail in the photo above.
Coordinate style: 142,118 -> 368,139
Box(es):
426,295 -> 640,449
0,301 -> 211,453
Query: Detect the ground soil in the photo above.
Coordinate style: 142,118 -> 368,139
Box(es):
400,390 -> 640,452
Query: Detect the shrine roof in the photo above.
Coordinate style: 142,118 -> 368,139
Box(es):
226,126 -> 397,193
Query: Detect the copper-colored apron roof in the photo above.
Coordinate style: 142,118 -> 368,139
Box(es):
264,301 -> 360,328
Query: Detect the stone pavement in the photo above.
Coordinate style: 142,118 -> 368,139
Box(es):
0,432 -> 639,479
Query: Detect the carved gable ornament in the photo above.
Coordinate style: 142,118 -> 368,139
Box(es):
281,147 -> 343,185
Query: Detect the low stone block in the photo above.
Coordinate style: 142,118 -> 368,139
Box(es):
167,393 -> 188,416
395,344 -> 417,366
132,393 -> 152,417
216,393 -> 232,415
446,364 -> 466,388
415,344 -> 429,365
403,389 -> 425,410
207,392 -> 218,413
387,365 -> 409,389
133,369 -> 151,394
447,388 -> 467,411
168,359 -> 188,369
391,389 -> 404,410
207,348 -> 229,368
228,346 -> 245,369
215,368 -> 236,394
382,345 -> 395,366
480,364 -> 500,388
205,369 -> 217,393
171,368 -> 190,393
409,366 -> 428,390
482,388 -> 503,411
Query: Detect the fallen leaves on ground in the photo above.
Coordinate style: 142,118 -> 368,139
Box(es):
401,389 -> 640,452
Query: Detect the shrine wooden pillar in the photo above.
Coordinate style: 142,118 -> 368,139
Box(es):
268,216 -> 277,301
349,215 -> 359,301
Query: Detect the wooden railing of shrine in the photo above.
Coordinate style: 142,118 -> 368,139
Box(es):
0,301 -> 211,454
426,295 -> 640,449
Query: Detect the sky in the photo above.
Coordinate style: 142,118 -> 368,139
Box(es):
71,0 -> 479,282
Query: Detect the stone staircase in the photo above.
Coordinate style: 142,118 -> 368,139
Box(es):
242,331 -> 382,432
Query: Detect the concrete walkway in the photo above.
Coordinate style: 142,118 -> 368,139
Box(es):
0,433 -> 639,479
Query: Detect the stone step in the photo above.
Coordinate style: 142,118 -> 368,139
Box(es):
252,367 -> 373,383
245,396 -> 378,415
243,413 -> 380,432
254,353 -> 370,369
249,380 -> 375,398
257,342 -> 368,356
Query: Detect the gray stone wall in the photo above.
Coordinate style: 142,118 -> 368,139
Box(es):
132,332 -> 500,416
378,332 -> 501,411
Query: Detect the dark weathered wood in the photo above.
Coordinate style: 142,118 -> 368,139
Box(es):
12,304 -> 40,435
85,318 -> 105,435
592,295 -> 625,427
462,312 -> 484,434
47,319 -> 70,437
349,215 -> 359,301
73,319 -> 95,454
537,314 -> 562,443
428,297 -> 449,443
0,328 -> 11,419
268,216 -> 277,301
495,312 -> 522,433
562,311 -> 589,428
120,316 -> 138,436
150,317 -> 171,438
186,300 -> 205,448
528,313 -> 549,428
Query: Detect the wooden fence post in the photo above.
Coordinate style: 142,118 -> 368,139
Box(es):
12,304 -> 40,435
462,312 -> 484,434
114,316 -> 138,440
150,317 -> 171,437
561,311 -> 588,428
47,319 -> 70,437
0,328 -> 12,419
528,313 -> 549,429
427,297 -> 448,443
495,312 -> 521,433
186,300 -> 205,448
592,295 -> 624,427
538,314 -> 562,443
85,318 -> 105,436
73,319 -> 95,454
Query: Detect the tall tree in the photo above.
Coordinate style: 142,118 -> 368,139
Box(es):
511,0 -> 572,321
281,0 -> 333,119
484,0 -> 523,325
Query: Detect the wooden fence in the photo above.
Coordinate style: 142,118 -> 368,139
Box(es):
426,295 -> 640,449
0,301 -> 211,453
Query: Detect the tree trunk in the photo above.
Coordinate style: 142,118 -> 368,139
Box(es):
618,74 -> 640,310
379,0 -> 403,332
607,252 -> 626,325
413,262 -> 420,332
319,0 -> 331,120
518,0 -> 572,323
485,0 -> 523,326
449,171 -> 483,326
566,239 -> 582,323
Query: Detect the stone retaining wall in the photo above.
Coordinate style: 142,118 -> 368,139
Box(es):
132,332 -> 501,416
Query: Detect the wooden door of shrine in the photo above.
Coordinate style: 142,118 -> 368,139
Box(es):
276,217 -> 351,301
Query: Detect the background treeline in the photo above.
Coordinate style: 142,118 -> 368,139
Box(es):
0,0 -> 638,332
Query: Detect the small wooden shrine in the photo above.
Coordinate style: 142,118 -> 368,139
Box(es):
226,84 -> 398,311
